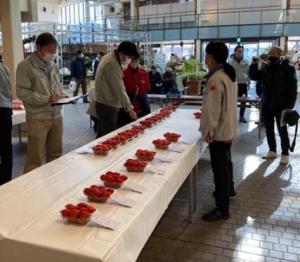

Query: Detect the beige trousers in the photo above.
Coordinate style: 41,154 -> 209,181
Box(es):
24,117 -> 63,174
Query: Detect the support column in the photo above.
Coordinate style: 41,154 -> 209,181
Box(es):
0,0 -> 23,98
195,39 -> 201,61
280,0 -> 291,53
195,0 -> 202,61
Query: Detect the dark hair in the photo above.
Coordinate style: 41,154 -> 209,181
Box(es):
234,45 -> 244,53
151,65 -> 157,70
205,41 -> 236,82
117,41 -> 139,58
35,32 -> 58,47
76,50 -> 83,56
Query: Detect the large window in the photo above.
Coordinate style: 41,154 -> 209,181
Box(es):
59,1 -> 102,25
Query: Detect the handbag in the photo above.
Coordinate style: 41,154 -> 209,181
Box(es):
284,110 -> 299,152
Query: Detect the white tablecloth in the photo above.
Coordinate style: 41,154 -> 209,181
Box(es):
12,110 -> 26,126
0,109 -> 206,262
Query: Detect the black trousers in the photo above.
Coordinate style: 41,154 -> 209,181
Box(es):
95,102 -> 118,138
238,83 -> 248,118
209,141 -> 234,214
262,105 -> 290,155
0,108 -> 12,185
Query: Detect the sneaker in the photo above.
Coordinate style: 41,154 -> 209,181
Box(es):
262,151 -> 277,159
212,190 -> 237,198
280,155 -> 289,165
239,117 -> 248,123
202,208 -> 230,222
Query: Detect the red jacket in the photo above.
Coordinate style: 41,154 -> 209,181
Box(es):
123,67 -> 151,96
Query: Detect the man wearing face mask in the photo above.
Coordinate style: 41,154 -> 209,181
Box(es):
71,50 -> 88,103
117,57 -> 151,127
249,46 -> 297,165
94,41 -> 138,137
16,32 -> 68,173
229,46 -> 250,123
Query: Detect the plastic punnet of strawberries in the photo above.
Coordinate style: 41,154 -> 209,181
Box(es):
164,132 -> 181,143
152,139 -> 171,150
60,202 -> 96,225
92,143 -> 112,156
124,158 -> 148,172
102,138 -> 119,149
100,171 -> 128,189
135,149 -> 156,161
83,185 -> 114,203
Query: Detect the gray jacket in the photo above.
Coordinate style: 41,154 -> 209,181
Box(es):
16,52 -> 66,119
0,63 -> 12,108
94,52 -> 133,111
229,58 -> 250,85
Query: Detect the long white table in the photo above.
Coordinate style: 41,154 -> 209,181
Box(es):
12,110 -> 26,142
0,108 -> 206,262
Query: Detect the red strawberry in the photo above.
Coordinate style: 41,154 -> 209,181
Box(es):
77,202 -> 88,208
87,205 -> 96,213
61,209 -> 71,217
69,209 -> 80,218
79,210 -> 91,219
66,204 -> 77,210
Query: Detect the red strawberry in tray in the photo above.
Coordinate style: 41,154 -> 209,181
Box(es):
92,143 -> 112,156
83,185 -> 114,203
100,171 -> 128,189
152,139 -> 171,150
61,202 -> 96,225
164,132 -> 181,143
102,138 -> 119,149
124,159 -> 148,172
135,149 -> 156,161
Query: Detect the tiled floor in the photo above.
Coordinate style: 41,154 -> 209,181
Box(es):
11,98 -> 300,262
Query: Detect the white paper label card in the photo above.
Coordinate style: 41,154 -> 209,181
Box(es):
74,147 -> 93,154
125,181 -> 145,193
169,146 -> 184,153
111,192 -> 136,207
91,212 -> 120,230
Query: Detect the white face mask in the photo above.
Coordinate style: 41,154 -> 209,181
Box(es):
44,53 -> 56,62
80,54 -> 84,58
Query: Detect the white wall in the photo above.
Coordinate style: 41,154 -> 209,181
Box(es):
20,0 -> 29,12
140,2 -> 194,17
36,0 -> 58,22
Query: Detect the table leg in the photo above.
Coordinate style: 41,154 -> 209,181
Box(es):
193,164 -> 198,212
18,124 -> 22,143
188,171 -> 193,223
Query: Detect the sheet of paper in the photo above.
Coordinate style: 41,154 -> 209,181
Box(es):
74,147 -> 93,154
90,212 -> 120,230
124,181 -> 145,193
110,192 -> 136,207
51,95 -> 82,105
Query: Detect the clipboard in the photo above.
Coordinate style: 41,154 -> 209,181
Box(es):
51,95 -> 86,106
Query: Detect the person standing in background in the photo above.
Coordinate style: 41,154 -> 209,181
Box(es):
94,41 -> 138,137
201,41 -> 238,221
249,46 -> 297,165
16,32 -> 68,173
71,50 -> 88,103
0,58 -> 13,185
118,57 -> 151,127
148,65 -> 162,94
229,46 -> 250,123
93,51 -> 105,80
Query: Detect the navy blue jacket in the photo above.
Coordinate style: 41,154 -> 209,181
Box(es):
71,58 -> 86,79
